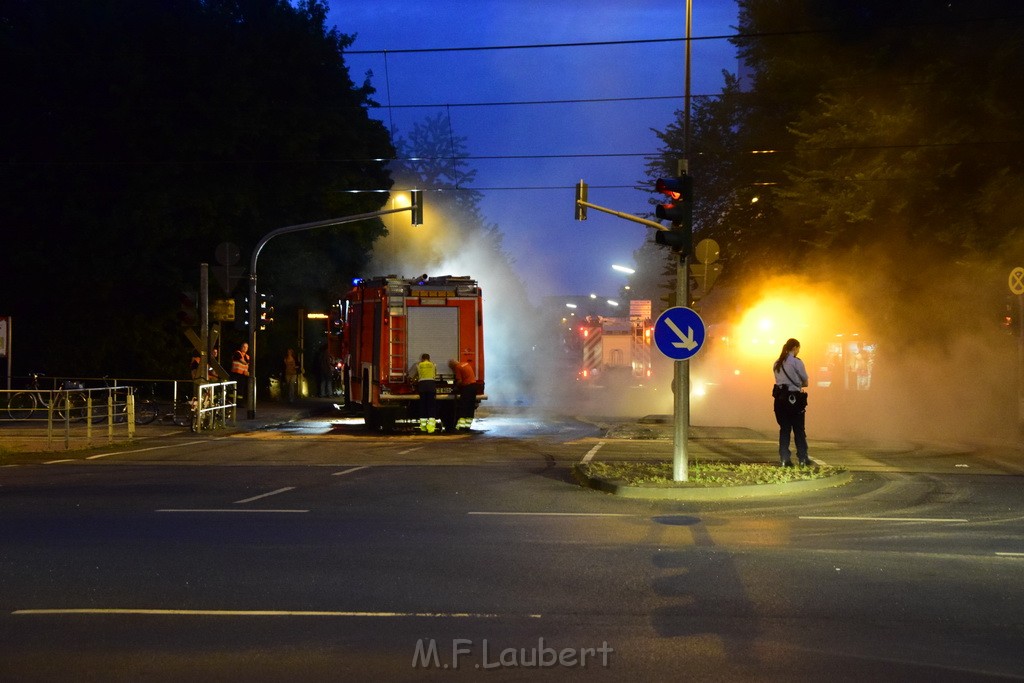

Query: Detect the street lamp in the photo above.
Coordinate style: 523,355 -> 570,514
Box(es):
245,191 -> 423,419
612,264 -> 635,275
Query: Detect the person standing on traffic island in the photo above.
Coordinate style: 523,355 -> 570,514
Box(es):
772,337 -> 812,467
231,342 -> 250,407
448,358 -> 479,431
410,353 -> 437,433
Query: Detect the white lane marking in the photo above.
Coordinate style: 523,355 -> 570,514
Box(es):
234,487 -> 295,504
86,441 -> 206,460
580,441 -> 604,464
398,447 -> 424,455
468,512 -> 636,517
13,608 -> 542,618
799,516 -> 968,523
332,466 -> 368,477
995,552 -> 1024,557
43,459 -> 75,465
156,509 -> 307,513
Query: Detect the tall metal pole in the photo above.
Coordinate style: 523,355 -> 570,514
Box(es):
200,263 -> 209,383
672,0 -> 694,482
684,0 -> 693,158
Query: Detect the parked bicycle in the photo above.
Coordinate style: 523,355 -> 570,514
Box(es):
191,387 -> 221,432
129,382 -> 162,425
92,378 -> 157,426
6,373 -> 88,422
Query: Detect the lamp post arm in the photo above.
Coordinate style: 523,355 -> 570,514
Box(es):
246,205 -> 413,419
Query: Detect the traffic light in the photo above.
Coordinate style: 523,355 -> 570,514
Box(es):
259,293 -> 274,331
410,190 -> 423,225
574,180 -> 588,220
653,175 -> 693,255
235,296 -> 249,331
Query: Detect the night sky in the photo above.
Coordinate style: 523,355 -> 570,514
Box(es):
330,0 -> 739,301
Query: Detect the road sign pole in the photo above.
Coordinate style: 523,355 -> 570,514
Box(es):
1019,293 -> 1023,427
673,253 -> 690,481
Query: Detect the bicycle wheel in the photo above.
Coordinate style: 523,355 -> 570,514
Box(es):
7,392 -> 38,421
134,399 -> 160,425
56,392 -> 89,423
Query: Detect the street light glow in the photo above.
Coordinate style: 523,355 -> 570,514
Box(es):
565,303 -> 577,309
612,264 -> 635,274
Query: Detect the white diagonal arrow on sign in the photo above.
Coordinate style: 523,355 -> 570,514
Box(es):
665,318 -> 698,350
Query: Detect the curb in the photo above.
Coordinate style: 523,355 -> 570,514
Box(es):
572,464 -> 854,500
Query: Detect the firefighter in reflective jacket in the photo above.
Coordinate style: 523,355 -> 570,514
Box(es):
409,353 -> 437,433
448,358 -> 478,431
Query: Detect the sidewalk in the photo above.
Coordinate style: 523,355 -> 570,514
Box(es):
0,397 -> 341,456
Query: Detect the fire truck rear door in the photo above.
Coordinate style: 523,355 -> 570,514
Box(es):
407,307 -> 459,368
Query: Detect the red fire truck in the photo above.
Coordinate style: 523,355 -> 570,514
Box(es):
334,275 -> 486,432
576,300 -> 654,388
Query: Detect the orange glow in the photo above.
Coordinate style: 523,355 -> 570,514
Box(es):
730,277 -> 863,362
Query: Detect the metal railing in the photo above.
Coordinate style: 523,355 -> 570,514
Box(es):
0,384 -> 136,450
191,380 -> 237,432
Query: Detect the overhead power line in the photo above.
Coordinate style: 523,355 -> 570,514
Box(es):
345,13 -> 1024,55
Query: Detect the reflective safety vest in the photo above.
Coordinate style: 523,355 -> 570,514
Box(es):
416,360 -> 436,381
231,352 -> 250,376
453,360 -> 476,387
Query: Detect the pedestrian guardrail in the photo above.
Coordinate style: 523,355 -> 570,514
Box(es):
0,385 -> 136,450
191,381 -> 237,432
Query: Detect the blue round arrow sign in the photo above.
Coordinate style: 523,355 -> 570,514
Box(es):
654,306 -> 707,360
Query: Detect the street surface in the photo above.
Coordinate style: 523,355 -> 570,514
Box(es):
1,407 -> 1023,681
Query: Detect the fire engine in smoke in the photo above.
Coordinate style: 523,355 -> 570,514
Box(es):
576,300 -> 655,389
330,275 -> 486,432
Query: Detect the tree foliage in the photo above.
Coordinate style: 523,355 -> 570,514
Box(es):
639,0 -> 1024,339
0,0 -> 394,377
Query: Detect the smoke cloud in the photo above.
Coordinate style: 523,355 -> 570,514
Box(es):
369,187 -> 1019,447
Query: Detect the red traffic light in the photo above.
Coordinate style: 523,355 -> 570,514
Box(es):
654,175 -> 692,223
655,177 -> 684,199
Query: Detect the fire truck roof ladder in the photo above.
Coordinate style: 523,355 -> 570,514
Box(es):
388,303 -> 408,382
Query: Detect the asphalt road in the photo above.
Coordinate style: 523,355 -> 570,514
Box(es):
1,412 -> 1023,682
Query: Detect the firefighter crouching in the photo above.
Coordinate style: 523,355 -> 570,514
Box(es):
409,353 -> 438,433
448,358 -> 479,431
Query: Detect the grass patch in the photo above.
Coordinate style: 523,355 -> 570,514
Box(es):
579,460 -> 845,487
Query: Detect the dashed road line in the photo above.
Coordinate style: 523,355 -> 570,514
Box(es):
468,511 -> 635,517
580,442 -> 604,464
86,441 -> 207,460
332,466 -> 368,477
234,486 -> 295,504
156,509 -> 308,513
799,516 -> 968,523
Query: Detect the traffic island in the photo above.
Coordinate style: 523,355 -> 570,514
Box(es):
572,461 -> 853,500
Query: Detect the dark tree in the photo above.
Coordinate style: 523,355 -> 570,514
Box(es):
0,0 -> 394,377
642,0 -> 1024,341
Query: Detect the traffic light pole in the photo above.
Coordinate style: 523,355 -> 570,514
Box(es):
574,198 -> 668,232
673,251 -> 691,481
246,199 -> 422,419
